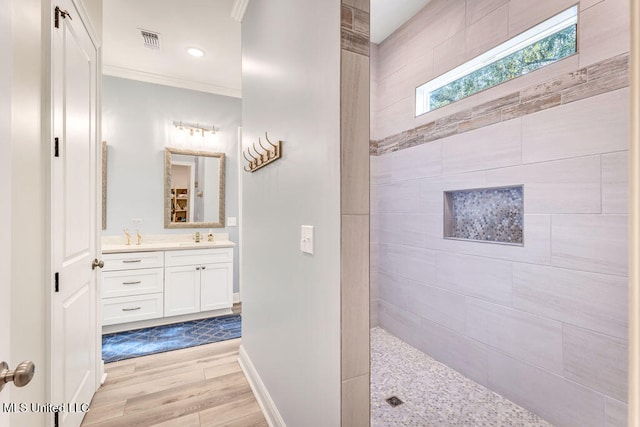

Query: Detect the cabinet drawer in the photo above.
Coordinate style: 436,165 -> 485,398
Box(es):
103,251 -> 164,271
164,248 -> 233,267
102,268 -> 164,298
102,293 -> 164,326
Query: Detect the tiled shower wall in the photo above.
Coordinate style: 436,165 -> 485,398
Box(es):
370,0 -> 629,426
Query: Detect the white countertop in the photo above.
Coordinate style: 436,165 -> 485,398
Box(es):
102,233 -> 235,254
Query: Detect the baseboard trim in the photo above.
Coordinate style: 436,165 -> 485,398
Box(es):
238,345 -> 286,427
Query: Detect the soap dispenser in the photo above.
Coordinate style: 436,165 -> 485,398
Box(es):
207,229 -> 214,242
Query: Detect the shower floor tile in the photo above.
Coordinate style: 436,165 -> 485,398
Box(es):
371,327 -> 553,427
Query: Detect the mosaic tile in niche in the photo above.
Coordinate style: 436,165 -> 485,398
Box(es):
444,186 -> 524,244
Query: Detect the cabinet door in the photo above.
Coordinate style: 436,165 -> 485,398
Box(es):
200,262 -> 233,311
165,265 -> 201,316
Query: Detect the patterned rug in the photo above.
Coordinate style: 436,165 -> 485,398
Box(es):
102,314 -> 241,363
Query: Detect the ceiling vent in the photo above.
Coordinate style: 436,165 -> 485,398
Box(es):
139,29 -> 161,50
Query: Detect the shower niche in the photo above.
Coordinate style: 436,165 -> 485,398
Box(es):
443,185 -> 524,245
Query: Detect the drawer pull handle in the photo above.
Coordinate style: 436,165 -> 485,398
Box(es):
122,307 -> 141,312
122,281 -> 142,285
122,260 -> 142,264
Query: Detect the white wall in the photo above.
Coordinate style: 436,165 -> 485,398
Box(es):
102,76 -> 242,292
241,0 -> 342,425
11,0 -> 45,425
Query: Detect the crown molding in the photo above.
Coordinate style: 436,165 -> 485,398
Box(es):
230,0 -> 250,22
102,65 -> 242,98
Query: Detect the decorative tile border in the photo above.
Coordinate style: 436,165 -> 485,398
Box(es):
341,4 -> 370,57
372,53 -> 630,156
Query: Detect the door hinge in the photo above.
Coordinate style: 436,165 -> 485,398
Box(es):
54,137 -> 59,157
54,6 -> 72,29
54,412 -> 59,427
54,272 -> 59,293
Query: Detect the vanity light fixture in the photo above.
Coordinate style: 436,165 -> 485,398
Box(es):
187,47 -> 205,57
171,121 -> 218,148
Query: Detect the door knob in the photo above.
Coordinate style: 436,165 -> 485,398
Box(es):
92,259 -> 105,270
0,361 -> 35,392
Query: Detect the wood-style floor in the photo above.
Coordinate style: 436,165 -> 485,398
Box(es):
82,310 -> 266,426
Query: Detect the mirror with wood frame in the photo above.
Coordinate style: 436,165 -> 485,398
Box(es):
164,147 -> 225,229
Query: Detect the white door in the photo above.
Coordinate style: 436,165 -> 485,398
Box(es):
0,0 -> 11,421
51,1 -> 99,426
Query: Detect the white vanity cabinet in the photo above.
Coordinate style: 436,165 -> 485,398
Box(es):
164,248 -> 233,316
101,244 -> 234,331
101,251 -> 165,326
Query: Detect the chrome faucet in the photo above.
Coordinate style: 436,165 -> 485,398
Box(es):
136,229 -> 142,245
124,229 -> 131,245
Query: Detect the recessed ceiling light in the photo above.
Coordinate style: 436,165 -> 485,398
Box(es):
187,48 -> 205,57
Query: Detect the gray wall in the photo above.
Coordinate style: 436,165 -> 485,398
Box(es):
241,0 -> 342,425
371,0 -> 629,426
102,76 -> 242,293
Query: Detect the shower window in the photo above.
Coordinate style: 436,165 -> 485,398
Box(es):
415,5 -> 578,115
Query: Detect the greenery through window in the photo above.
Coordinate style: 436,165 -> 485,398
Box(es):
416,6 -> 578,115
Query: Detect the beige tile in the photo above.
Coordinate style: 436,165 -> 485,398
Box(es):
342,0 -> 369,13
376,179 -> 428,213
602,151 -> 628,214
508,0 -> 576,36
467,298 -> 564,373
433,31 -> 467,76
436,252 -> 512,306
485,155 -> 602,214
378,271 -> 466,334
378,213 -> 430,249
580,0 -> 605,10
341,215 -> 370,380
341,51 -> 370,215
419,316 -> 489,386
563,325 -> 628,401
370,298 -> 379,327
488,350 -> 605,427
579,0 -> 630,68
513,263 -> 628,339
605,397 -> 628,427
421,171 -> 488,214
522,88 -> 629,163
375,139 -> 442,184
378,299 -> 424,350
551,214 -> 628,276
377,65 -> 412,111
374,96 -> 414,140
378,27 -> 408,79
428,214 -> 552,265
442,118 -> 522,175
406,0 -> 466,51
378,243 -> 438,285
466,4 -> 509,58
466,0 -> 509,25
407,50 -> 435,90
342,374 -> 370,426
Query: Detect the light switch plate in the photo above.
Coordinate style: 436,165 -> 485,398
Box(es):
301,225 -> 314,254
227,217 -> 237,227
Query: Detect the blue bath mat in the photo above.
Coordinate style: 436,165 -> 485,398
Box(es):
102,314 -> 241,363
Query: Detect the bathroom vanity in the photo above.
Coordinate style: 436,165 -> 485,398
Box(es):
101,236 -> 235,333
